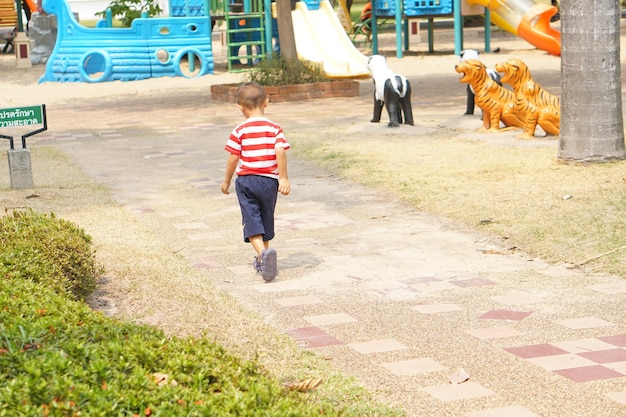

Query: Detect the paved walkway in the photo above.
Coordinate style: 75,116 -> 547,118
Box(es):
4,24 -> 626,417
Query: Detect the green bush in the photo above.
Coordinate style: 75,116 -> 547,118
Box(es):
0,273 -> 341,416
245,57 -> 327,86
0,210 -> 102,300
95,0 -> 163,27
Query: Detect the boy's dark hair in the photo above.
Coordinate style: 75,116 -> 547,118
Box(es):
236,82 -> 267,110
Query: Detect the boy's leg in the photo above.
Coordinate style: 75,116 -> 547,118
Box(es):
236,176 -> 279,280
236,176 -> 278,242
249,235 -> 268,256
250,235 -> 265,272
250,234 -> 276,281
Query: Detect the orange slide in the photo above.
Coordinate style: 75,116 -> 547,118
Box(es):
467,0 -> 561,56
24,0 -> 37,12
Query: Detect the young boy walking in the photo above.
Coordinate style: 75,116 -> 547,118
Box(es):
221,82 -> 290,282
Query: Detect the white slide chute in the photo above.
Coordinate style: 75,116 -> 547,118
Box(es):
291,0 -> 370,78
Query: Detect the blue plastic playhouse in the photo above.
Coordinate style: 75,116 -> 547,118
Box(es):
39,0 -> 282,82
40,0 -> 215,82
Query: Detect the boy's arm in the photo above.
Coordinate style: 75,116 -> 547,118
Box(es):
276,147 -> 290,195
222,153 -> 239,194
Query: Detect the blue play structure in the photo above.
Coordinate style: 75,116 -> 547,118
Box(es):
40,0 -> 214,82
38,0 -> 483,82
370,0 -> 493,58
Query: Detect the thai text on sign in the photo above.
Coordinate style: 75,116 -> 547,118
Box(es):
0,106 -> 44,128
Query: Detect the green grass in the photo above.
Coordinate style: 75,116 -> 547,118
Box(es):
290,131 -> 626,278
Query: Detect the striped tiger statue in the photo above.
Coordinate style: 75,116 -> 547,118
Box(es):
495,58 -> 560,139
455,59 -> 525,132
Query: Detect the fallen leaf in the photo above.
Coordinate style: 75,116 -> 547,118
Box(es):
151,372 -> 178,386
449,368 -> 470,384
284,377 -> 323,392
481,247 -> 518,255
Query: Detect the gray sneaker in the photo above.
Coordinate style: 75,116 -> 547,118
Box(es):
260,248 -> 277,282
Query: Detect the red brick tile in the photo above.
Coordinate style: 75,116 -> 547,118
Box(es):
285,326 -> 343,349
598,334 -> 626,347
451,277 -> 495,288
578,348 -> 626,364
505,344 -> 569,359
480,310 -> 533,321
401,276 -> 441,284
553,365 -> 625,383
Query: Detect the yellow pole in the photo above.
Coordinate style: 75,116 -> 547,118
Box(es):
335,0 -> 352,32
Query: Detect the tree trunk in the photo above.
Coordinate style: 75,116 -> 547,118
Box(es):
276,0 -> 297,60
558,0 -> 626,162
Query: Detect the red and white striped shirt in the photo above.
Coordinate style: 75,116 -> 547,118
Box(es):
225,117 -> 290,179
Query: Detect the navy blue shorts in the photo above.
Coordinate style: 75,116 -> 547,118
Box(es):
235,175 -> 279,242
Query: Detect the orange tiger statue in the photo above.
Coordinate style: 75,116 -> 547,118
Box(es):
495,58 -> 560,139
455,59 -> 525,132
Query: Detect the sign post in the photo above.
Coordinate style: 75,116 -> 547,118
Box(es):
0,105 -> 48,190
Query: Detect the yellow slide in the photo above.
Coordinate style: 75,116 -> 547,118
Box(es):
291,0 -> 370,78
467,0 -> 561,56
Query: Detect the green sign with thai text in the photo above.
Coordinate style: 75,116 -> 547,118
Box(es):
0,106 -> 44,129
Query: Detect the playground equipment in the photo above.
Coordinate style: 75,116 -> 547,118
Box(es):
209,0 -> 367,76
37,0 -> 368,81
204,0 -> 277,72
291,0 -> 369,78
39,0 -> 214,82
0,0 -> 37,31
370,0 -> 560,57
371,0 -> 455,57
467,0 -> 560,56
1,0 -> 24,53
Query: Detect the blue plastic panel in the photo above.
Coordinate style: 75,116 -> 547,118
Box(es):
170,0 -> 206,17
374,0 -> 452,17
304,0 -> 320,10
374,0 -> 395,16
404,0 -> 452,16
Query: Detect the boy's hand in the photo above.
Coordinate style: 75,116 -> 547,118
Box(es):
222,154 -> 239,195
221,181 -> 231,194
278,178 -> 290,195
